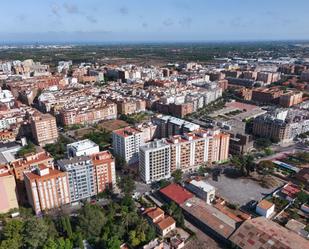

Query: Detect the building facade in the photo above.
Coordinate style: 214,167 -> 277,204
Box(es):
24,165 -> 70,215
31,113 -> 58,146
139,140 -> 171,184
0,165 -> 19,213
112,127 -> 144,164
57,156 -> 96,203
91,151 -> 116,193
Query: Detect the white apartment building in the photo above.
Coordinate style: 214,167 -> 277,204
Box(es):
139,140 -> 171,184
112,127 -> 144,164
67,139 -> 100,157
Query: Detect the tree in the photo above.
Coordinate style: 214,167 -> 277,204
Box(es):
258,160 -> 274,175
114,155 -> 127,171
0,219 -> 24,249
60,216 -> 73,238
264,147 -> 274,156
255,138 -> 272,149
231,154 -> 254,176
72,232 -> 84,249
129,230 -> 140,247
119,175 -> 136,196
172,169 -> 183,183
77,203 -> 106,238
44,216 -> 59,239
296,191 -> 309,204
106,236 -> 121,249
16,142 -> 36,157
23,218 -> 49,249
197,165 -> 208,176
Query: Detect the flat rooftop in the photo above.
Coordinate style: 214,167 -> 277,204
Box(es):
189,179 -> 215,192
67,139 -> 98,151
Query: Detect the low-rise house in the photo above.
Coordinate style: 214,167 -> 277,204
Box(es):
255,199 -> 275,218
280,183 -> 301,201
144,207 -> 176,236
156,216 -> 176,236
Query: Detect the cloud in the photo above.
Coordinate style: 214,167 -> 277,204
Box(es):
17,14 -> 27,22
119,6 -> 128,15
63,3 -> 80,14
51,3 -> 61,17
163,18 -> 174,27
179,17 -> 192,28
86,16 -> 98,23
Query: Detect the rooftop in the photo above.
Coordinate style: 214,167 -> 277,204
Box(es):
67,139 -> 98,151
113,126 -> 142,137
230,217 -> 309,249
159,183 -> 194,205
257,199 -> 274,210
188,179 -> 215,193
180,197 -> 237,239
156,216 -> 176,231
144,207 -> 164,221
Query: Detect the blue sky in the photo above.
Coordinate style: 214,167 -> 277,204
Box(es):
1,0 -> 309,43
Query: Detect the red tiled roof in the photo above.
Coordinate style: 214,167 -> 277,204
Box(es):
160,183 -> 193,205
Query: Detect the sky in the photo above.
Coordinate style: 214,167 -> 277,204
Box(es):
1,0 -> 309,43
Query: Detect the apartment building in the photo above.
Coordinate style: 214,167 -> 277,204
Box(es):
253,113 -> 291,142
31,113 -> 58,146
116,98 -> 146,115
139,140 -> 171,184
91,151 -> 116,193
251,87 -> 283,104
167,130 -> 210,172
11,150 -> 54,181
152,115 -> 200,139
57,156 -> 96,203
209,130 -> 230,163
256,72 -> 280,84
0,165 -> 19,213
24,165 -> 70,215
60,102 -> 117,126
279,91 -> 303,107
112,127 -> 144,164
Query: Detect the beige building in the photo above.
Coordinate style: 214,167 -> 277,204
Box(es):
91,151 -> 116,193
0,165 -> 19,213
31,113 -> 58,146
208,130 -> 230,163
167,130 -> 210,173
24,165 -> 70,215
279,91 -> 303,107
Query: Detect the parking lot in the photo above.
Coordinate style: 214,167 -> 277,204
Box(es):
206,174 -> 283,206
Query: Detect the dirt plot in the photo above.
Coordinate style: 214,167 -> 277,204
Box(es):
206,174 -> 283,206
98,119 -> 129,132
